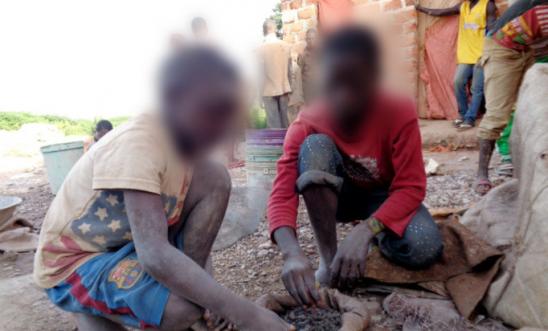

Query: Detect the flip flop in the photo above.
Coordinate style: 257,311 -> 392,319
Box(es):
453,119 -> 464,128
475,178 -> 492,195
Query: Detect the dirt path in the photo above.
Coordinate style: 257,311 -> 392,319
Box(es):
0,150 -> 509,330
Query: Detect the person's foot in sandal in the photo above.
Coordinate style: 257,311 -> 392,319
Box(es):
475,178 -> 492,195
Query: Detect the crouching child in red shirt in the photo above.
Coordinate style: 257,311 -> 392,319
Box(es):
267,26 -> 444,306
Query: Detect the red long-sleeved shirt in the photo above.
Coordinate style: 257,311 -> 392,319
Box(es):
267,92 -> 426,237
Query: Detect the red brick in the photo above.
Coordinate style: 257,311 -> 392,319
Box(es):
292,41 -> 307,54
283,34 -> 295,43
394,7 -> 416,23
401,33 -> 416,47
355,2 -> 382,18
403,45 -> 418,58
352,0 -> 369,4
403,0 -> 415,6
290,0 -> 303,10
382,0 -> 402,11
281,2 -> 291,10
304,18 -> 318,29
283,23 -> 294,34
298,5 -> 317,19
291,21 -> 304,32
403,21 -> 417,33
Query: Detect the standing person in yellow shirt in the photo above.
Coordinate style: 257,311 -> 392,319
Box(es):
416,0 -> 497,130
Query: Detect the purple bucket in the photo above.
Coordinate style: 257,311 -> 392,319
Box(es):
246,129 -> 287,146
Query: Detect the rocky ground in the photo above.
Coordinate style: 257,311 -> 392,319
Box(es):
0,146 -> 510,330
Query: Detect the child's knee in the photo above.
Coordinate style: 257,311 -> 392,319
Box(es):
404,209 -> 443,268
379,206 -> 443,269
298,134 -> 341,174
296,134 -> 343,193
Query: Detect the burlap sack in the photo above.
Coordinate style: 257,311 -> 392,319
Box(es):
479,64 -> 548,328
460,179 -> 519,250
255,289 -> 369,331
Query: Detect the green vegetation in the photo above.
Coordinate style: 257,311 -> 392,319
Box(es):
0,112 -> 129,136
269,3 -> 283,38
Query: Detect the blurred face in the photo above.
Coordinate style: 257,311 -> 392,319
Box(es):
321,54 -> 378,128
306,30 -> 318,48
162,77 -> 240,158
193,23 -> 208,39
94,128 -> 110,142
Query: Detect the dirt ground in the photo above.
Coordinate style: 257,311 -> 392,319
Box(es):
0,147 -> 510,330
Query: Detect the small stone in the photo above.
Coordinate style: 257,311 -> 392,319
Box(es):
258,242 -> 272,249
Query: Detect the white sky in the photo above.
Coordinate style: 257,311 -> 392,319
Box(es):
0,0 -> 277,119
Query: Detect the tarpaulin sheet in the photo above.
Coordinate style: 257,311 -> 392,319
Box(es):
420,16 -> 459,119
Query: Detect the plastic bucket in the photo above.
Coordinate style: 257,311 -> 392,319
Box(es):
40,141 -> 84,194
245,129 -> 286,186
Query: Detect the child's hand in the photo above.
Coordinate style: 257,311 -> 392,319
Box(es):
204,310 -> 235,330
241,308 -> 295,331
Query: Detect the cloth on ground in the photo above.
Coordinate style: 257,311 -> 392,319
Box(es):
256,288 -> 369,331
364,218 -> 502,319
420,16 -> 459,119
460,179 -> 519,250
481,64 -> 548,328
383,293 -> 510,331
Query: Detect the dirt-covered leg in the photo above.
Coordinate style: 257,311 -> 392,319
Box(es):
476,139 -> 495,195
73,313 -> 127,331
302,185 -> 339,287
160,161 -> 231,330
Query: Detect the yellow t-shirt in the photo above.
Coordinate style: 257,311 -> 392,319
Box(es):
34,112 -> 192,288
457,0 -> 489,64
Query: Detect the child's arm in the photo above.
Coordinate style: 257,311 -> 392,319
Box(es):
268,121 -> 320,307
124,190 -> 292,331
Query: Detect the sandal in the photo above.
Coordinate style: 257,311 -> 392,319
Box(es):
475,178 -> 492,195
453,119 -> 464,128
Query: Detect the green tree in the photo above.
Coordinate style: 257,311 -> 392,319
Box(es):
269,3 -> 283,38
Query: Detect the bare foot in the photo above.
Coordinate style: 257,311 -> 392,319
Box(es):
475,178 -> 492,195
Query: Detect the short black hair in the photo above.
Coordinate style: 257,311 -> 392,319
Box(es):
95,119 -> 113,132
160,46 -> 239,97
191,17 -> 207,32
322,26 -> 380,74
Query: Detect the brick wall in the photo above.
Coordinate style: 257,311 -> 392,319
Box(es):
280,0 -> 421,98
280,0 -> 509,118
281,0 -> 319,53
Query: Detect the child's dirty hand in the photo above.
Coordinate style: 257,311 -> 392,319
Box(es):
204,310 -> 235,330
